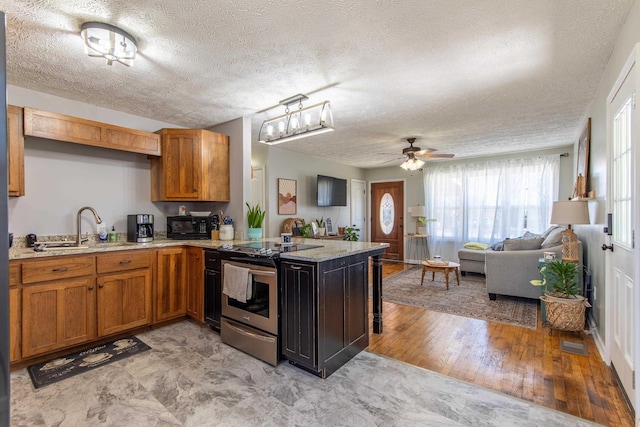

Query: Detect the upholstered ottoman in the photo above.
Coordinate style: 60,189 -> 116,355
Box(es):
457,248 -> 491,275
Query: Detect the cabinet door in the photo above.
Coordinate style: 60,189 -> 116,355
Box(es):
204,269 -> 221,330
7,105 -> 25,197
97,269 -> 152,336
280,261 -> 316,367
10,288 -> 21,362
156,248 -> 187,321
162,131 -> 202,199
22,278 -> 97,358
186,247 -> 205,322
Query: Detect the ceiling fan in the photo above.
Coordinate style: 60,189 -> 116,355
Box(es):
381,138 -> 455,168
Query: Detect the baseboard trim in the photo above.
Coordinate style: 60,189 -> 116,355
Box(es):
587,313 -> 607,362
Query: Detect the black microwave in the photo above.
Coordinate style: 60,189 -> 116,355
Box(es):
167,215 -> 218,240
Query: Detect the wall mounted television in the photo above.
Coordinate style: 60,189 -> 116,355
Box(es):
317,175 -> 347,207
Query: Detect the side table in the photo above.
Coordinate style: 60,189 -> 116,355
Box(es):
405,234 -> 430,263
421,261 -> 460,290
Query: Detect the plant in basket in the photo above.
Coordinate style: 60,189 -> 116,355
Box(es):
530,260 -> 590,334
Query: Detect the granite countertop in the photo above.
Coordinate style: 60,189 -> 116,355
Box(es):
9,237 -> 389,262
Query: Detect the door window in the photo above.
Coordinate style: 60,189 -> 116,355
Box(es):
379,192 -> 395,235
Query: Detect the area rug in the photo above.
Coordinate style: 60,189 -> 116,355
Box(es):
379,268 -> 538,329
27,336 -> 151,388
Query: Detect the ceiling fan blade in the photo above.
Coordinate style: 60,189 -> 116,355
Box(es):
380,156 -> 404,164
417,153 -> 455,159
415,148 -> 437,155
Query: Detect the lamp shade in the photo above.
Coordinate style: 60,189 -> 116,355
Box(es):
411,206 -> 427,217
550,201 -> 590,225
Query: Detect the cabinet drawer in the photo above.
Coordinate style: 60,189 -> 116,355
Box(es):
22,256 -> 95,284
97,250 -> 152,274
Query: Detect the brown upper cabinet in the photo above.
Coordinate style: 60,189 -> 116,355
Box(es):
8,105 -> 25,197
150,128 -> 230,201
23,107 -> 161,156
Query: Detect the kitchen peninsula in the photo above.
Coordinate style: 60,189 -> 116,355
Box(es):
8,237 -> 388,378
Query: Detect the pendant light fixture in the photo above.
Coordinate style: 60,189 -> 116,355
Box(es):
400,154 -> 425,171
80,22 -> 138,67
258,94 -> 334,144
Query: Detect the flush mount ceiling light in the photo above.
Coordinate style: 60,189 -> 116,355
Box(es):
80,22 -> 138,67
400,154 -> 425,171
258,94 -> 334,144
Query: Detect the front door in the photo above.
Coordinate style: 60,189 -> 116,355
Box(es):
371,181 -> 404,260
607,52 -> 637,410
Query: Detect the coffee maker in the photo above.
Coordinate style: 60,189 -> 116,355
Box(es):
127,214 -> 154,243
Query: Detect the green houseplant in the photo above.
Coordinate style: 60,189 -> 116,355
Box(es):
530,259 -> 590,333
343,225 -> 360,242
315,217 -> 326,236
246,203 -> 265,240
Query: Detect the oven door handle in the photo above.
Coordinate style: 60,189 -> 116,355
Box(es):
248,270 -> 275,277
225,320 -> 276,343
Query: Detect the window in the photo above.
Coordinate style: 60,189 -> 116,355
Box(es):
424,155 -> 559,261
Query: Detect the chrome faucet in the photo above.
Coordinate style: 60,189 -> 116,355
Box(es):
77,206 -> 103,246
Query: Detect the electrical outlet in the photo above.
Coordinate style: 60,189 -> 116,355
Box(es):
594,286 -> 597,300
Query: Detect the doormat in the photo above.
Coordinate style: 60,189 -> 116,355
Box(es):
27,336 -> 151,389
560,340 -> 588,356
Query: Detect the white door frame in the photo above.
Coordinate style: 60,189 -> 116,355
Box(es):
350,179 -> 366,241
605,42 -> 640,416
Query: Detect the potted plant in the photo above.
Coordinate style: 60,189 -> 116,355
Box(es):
530,260 -> 590,334
299,223 -> 313,238
343,225 -> 360,242
315,217 -> 326,236
246,203 -> 265,240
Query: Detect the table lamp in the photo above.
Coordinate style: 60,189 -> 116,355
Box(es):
550,200 -> 590,262
411,205 -> 427,234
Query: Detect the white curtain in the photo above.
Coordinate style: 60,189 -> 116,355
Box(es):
423,155 -> 559,262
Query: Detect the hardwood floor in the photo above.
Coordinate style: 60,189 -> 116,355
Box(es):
368,261 -> 634,426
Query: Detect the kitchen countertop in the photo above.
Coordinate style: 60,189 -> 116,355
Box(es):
9,237 -> 389,262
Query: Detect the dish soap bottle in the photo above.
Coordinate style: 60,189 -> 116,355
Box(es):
98,222 -> 108,243
108,226 -> 117,242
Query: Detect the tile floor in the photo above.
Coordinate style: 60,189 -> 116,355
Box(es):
10,321 -> 599,426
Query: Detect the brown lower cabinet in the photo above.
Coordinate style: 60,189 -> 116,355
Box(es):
97,269 -> 152,336
156,247 -> 187,321
9,287 -> 21,362
21,277 -> 97,358
186,247 -> 205,322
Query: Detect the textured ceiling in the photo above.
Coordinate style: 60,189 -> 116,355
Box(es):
0,1 -> 633,168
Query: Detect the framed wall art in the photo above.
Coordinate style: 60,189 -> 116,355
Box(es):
278,178 -> 297,215
574,117 -> 591,198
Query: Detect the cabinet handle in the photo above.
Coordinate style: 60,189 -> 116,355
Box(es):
98,284 -> 104,289
196,256 -> 200,260
290,265 -> 302,270
119,260 -> 132,265
88,286 -> 94,291
52,267 -> 68,272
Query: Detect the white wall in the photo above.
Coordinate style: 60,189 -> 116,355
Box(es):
254,145 -> 366,237
7,86 -> 242,237
579,0 -> 640,339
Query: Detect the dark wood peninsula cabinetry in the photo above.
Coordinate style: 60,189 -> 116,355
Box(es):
280,252 -> 373,378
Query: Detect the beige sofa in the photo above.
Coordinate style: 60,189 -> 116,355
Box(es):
485,242 -> 583,300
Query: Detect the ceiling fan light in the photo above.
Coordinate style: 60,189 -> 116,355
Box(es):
400,158 -> 424,171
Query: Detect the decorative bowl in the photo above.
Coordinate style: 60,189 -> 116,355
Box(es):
190,211 -> 211,217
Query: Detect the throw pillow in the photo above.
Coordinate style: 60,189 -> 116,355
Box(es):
463,242 -> 490,250
522,231 -> 541,239
541,227 -> 564,248
491,241 -> 504,251
503,237 -> 544,251
541,225 -> 560,240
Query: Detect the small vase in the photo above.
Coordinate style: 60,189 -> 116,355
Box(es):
318,227 -> 326,236
247,227 -> 263,240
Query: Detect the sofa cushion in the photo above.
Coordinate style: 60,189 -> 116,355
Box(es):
503,237 -> 544,251
541,227 -> 564,248
522,231 -> 541,239
458,248 -> 489,262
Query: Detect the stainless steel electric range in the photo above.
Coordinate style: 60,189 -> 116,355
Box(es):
212,241 -> 322,366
